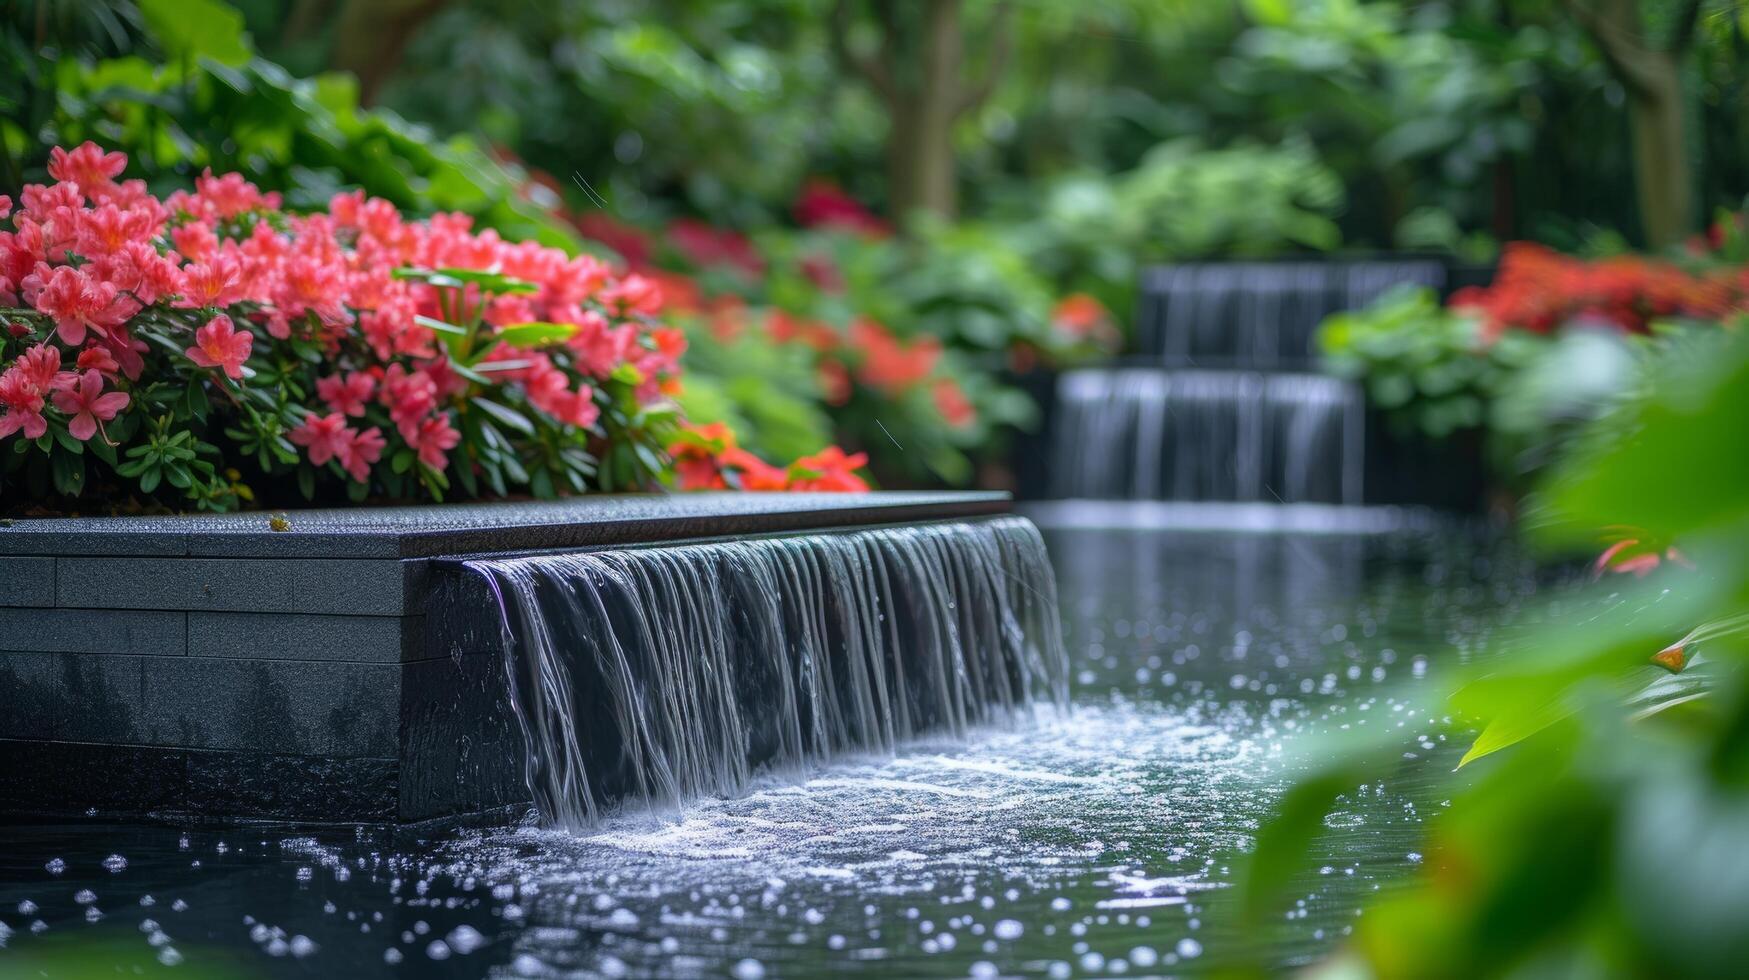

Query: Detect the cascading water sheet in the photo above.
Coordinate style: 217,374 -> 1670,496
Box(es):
1050,368 -> 1365,504
466,516 -> 1068,829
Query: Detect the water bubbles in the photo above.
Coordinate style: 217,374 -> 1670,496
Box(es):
102,854 -> 127,873
16,900 -> 36,915
73,889 -> 97,904
289,935 -> 319,958
157,947 -> 183,966
1050,897 -> 1072,912
447,924 -> 485,954
44,858 -> 65,875
426,939 -> 451,960
993,919 -> 1023,940
1130,945 -> 1159,967
384,947 -> 403,964
731,958 -> 766,979
1176,937 -> 1203,959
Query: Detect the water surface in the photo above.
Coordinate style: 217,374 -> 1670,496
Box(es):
0,518 -> 1549,978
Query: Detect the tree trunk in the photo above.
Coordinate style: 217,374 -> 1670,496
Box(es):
1626,58 -> 1692,249
329,0 -> 450,106
1561,0 -> 1700,249
888,0 -> 963,220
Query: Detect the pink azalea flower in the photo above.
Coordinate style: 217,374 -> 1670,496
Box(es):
406,413 -> 462,470
343,426 -> 386,482
0,195 -> 10,220
0,365 -> 48,439
15,344 -> 70,392
288,412 -> 352,467
50,369 -> 129,442
46,142 -> 127,192
76,345 -> 121,378
28,264 -> 129,345
378,364 -> 437,438
185,314 -> 253,380
177,255 -> 241,308
316,371 -> 376,417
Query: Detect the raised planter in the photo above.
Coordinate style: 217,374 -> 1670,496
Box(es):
0,491 -> 1009,824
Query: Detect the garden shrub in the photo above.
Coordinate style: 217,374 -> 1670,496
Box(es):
0,143 -> 865,512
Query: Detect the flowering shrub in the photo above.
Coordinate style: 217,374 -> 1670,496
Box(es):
668,422 -> 869,492
0,142 -> 756,510
1450,241 -> 1747,337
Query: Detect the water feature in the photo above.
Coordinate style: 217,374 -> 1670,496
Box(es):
1051,259 -> 1445,504
1051,370 -> 1364,503
0,518 -> 1556,977
466,518 -> 1068,829
1138,260 -> 1447,368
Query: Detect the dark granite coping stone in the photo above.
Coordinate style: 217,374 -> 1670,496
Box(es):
0,491 -> 1011,559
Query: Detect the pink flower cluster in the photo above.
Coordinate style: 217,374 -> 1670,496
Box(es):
1,142 -> 688,499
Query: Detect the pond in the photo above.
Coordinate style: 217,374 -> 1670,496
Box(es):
0,514 -> 1553,978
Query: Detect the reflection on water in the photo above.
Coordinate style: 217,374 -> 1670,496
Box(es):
0,523 -> 1553,978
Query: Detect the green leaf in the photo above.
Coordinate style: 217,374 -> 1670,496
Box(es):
472,398 -> 534,435
50,452 -> 86,496
138,0 -> 251,67
394,266 -> 539,295
413,314 -> 469,336
496,322 -> 579,347
186,379 -> 211,421
1459,695 -> 1573,769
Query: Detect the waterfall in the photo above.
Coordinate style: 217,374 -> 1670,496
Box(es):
465,516 -> 1068,829
1051,369 -> 1364,503
1050,258 -> 1438,504
1138,260 -> 1445,367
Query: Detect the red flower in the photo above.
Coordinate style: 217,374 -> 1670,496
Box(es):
793,179 -> 890,238
931,377 -> 977,428
316,371 -> 376,417
28,265 -> 129,346
788,446 -> 870,492
186,314 -> 253,380
406,413 -> 461,470
76,345 -> 120,378
288,412 -> 353,468
46,141 -> 127,192
0,365 -> 48,439
344,426 -> 386,483
49,369 -> 128,443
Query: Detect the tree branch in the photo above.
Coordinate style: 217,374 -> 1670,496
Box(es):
1668,0 -> 1705,53
830,0 -> 896,103
1558,0 -> 1660,95
955,0 -> 1015,117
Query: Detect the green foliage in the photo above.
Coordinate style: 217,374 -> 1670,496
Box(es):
671,322 -> 835,465
1318,286 -> 1546,440
994,138 -> 1346,317
5,7 -> 576,248
1239,326 -> 1749,978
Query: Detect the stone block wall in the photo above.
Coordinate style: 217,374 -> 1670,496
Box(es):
0,492 -> 1008,823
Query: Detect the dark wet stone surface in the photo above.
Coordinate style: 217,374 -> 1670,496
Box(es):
0,492 -> 1010,558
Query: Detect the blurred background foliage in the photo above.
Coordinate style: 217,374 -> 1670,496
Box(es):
8,0 -> 1748,486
